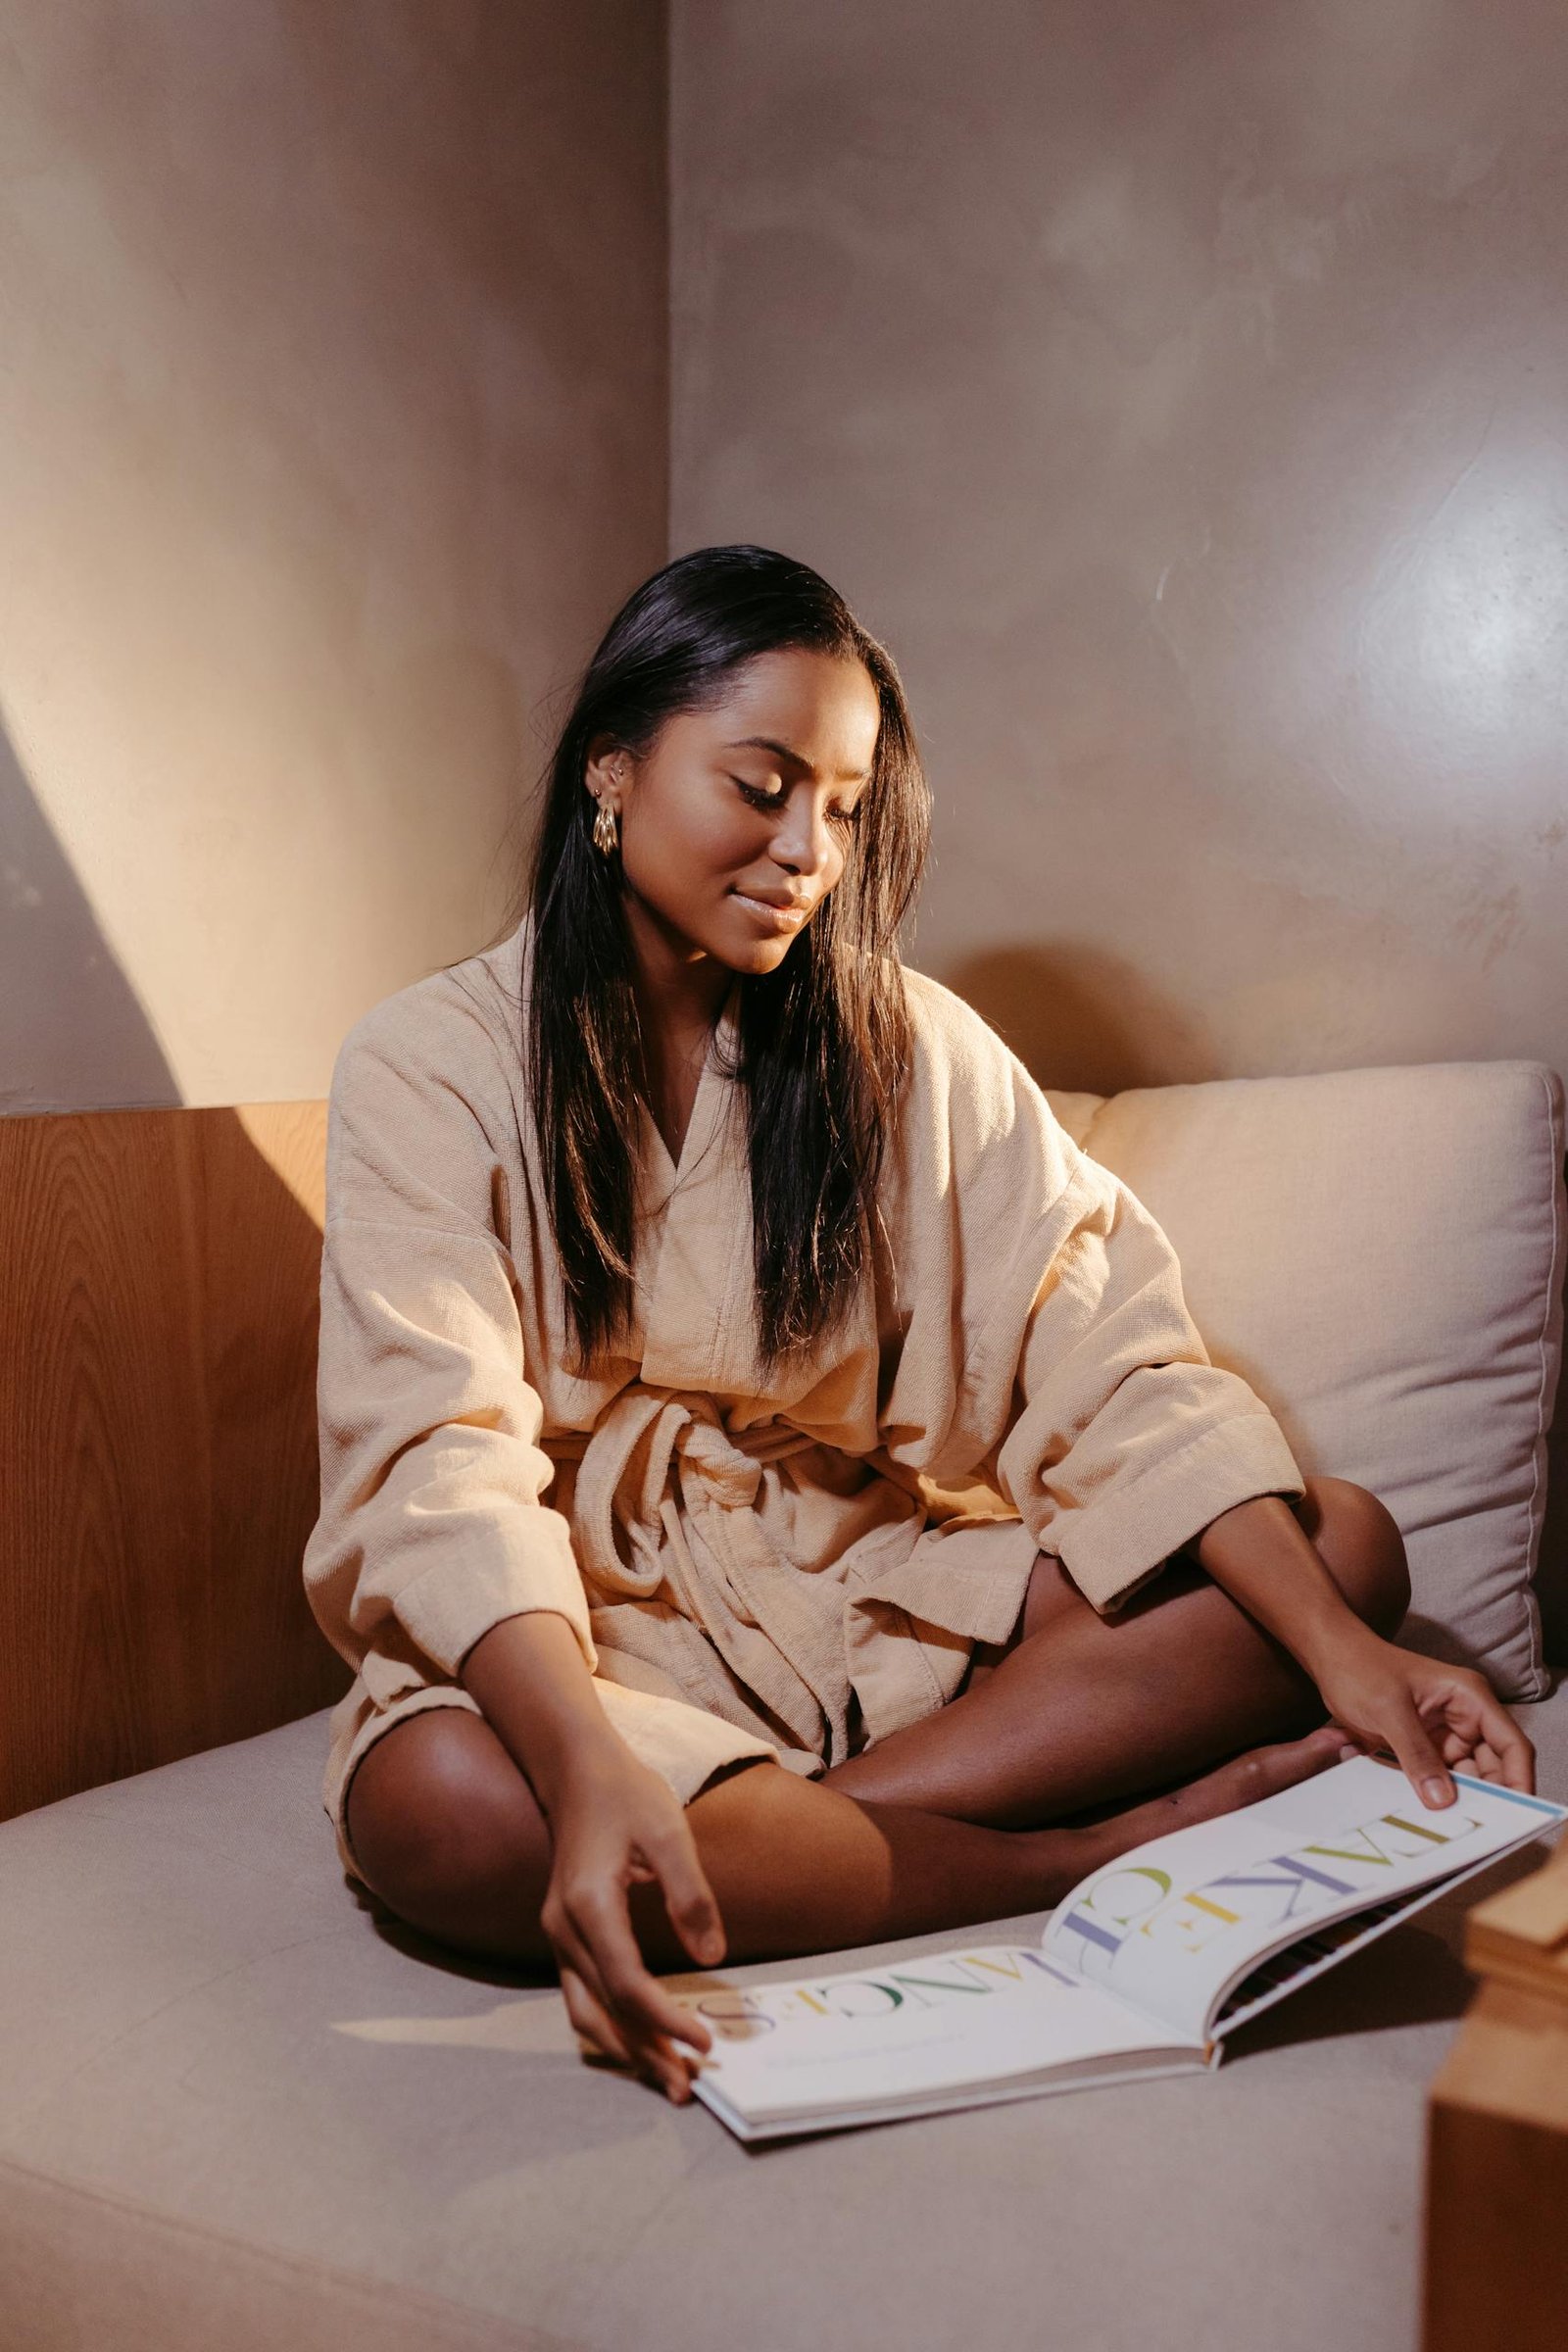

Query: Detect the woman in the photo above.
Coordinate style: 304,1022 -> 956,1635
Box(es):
304,544 -> 1535,2107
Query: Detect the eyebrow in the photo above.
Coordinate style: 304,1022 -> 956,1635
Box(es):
725,736 -> 873,785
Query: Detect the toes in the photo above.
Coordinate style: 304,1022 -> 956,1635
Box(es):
1253,1727 -> 1348,1793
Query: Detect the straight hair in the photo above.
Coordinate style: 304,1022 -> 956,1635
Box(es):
465,544 -> 932,1384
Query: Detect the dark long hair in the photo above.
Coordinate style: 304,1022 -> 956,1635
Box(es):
469,544 -> 931,1384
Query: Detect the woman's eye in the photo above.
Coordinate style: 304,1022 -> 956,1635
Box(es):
730,776 -> 864,827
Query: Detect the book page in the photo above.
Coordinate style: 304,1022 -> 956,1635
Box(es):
667,1942 -> 1203,2131
1206,1847 -> 1508,2037
1039,1758 -> 1565,2045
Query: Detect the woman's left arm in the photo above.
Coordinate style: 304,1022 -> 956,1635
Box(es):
1194,1494 -> 1537,1805
891,998 -> 1537,1811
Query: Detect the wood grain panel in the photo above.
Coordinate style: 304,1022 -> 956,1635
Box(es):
0,1102 -> 351,1820
1422,1830 -> 1568,2350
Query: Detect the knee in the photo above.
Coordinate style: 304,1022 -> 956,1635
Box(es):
1297,1475 -> 1410,1641
345,1710 -> 553,1952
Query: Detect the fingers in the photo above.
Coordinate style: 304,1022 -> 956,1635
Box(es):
1440,1729 -> 1503,1781
1463,1692 -> 1536,1794
1382,1694 -> 1455,1809
544,1871 -> 708,2102
547,1870 -> 713,2103
1422,1676 -> 1538,1796
557,1934 -> 697,2102
539,1762 -> 732,2106
574,1884 -> 714,2062
559,1964 -> 633,2068
644,1819 -> 727,1969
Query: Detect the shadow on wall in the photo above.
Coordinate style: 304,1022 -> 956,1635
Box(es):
0,713 -> 351,1809
944,939 -> 1223,1098
945,937 -> 1568,1674
0,713 -> 181,1112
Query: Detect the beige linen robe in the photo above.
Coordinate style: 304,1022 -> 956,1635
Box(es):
304,913 -> 1305,1880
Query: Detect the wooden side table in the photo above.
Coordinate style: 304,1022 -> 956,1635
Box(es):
1422,1826 -> 1568,2352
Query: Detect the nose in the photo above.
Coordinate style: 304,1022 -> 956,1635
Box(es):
769,796 -> 838,882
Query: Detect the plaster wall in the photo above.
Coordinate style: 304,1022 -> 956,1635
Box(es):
0,0 -> 666,1110
671,0 -> 1568,1099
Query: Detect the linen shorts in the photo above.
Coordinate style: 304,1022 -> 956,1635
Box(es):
324,1515 -> 1049,1887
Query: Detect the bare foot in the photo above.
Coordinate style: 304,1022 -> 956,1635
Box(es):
1029,1723 -> 1350,1906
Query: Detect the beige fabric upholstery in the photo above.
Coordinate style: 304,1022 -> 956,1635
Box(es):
0,1697 -> 1564,2352
1047,1061 -> 1567,1699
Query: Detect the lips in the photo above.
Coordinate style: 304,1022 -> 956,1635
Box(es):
732,889 -> 811,927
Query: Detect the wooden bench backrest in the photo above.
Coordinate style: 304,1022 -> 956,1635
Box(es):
0,1102 -> 351,1821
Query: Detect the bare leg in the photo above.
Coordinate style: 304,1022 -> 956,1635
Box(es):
345,1704 -> 1349,1974
341,1474 -> 1402,1973
821,1475 -> 1409,1828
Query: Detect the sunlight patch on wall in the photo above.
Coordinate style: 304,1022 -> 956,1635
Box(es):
1357,432 -> 1568,797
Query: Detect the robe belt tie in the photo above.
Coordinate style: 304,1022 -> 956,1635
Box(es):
559,1386 -> 853,1756
563,1387 -> 819,1593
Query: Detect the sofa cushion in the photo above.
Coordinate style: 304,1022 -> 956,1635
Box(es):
1046,1061 -> 1566,1700
0,1702 -> 1565,2352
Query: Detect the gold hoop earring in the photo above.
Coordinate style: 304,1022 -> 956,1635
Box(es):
592,797 -> 619,856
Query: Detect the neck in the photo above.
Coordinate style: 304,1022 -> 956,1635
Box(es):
620,892 -> 735,1061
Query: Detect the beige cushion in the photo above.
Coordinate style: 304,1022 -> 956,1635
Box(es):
1047,1061 -> 1566,1700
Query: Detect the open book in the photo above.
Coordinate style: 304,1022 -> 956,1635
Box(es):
666,1756 -> 1566,2142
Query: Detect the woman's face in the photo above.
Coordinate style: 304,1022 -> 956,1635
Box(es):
586,647 -> 882,978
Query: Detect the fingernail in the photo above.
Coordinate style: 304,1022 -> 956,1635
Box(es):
1339,1745 -> 1359,1761
1423,1777 -> 1451,1806
700,1934 -> 724,1966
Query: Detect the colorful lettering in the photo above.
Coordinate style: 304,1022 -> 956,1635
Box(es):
818,1980 -> 905,2019
886,1967 -> 994,2001
960,1948 -> 1070,1986
1054,1908 -> 1124,1962
1133,1887 -> 1244,1959
1054,1865 -> 1173,1967
1303,1810 -> 1482,1873
688,1991 -> 776,2040
1216,1854 -> 1356,1902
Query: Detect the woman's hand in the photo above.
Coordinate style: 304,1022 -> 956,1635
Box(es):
1312,1627 -> 1537,1807
458,1610 -> 728,2105
1189,1494 -> 1536,1809
540,1744 -> 728,2103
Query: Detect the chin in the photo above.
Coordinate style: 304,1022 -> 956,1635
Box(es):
720,936 -> 795,977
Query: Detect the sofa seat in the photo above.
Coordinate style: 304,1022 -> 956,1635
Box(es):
2,1692 -> 1565,2352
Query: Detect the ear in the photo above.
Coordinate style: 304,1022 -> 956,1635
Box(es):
584,734 -> 629,812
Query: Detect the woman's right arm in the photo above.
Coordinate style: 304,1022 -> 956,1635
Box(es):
302,1001 -> 723,2100
460,1611 -> 726,2102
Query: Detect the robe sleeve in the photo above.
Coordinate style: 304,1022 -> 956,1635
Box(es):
301,989 -> 597,1686
881,974 -> 1306,1616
